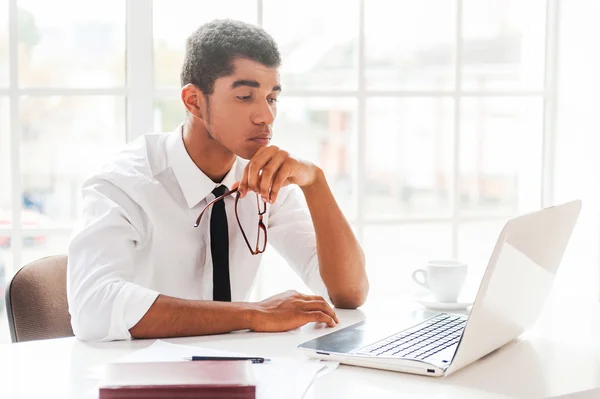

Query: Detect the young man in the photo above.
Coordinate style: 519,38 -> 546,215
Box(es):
67,20 -> 368,341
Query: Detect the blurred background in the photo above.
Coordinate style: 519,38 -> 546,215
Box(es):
0,0 -> 598,343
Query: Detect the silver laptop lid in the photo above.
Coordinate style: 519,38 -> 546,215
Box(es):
446,200 -> 582,376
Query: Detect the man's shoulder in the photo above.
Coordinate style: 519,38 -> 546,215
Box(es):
85,132 -> 172,190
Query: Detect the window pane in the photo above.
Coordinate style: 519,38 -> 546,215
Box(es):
0,0 -> 7,86
551,215 -> 599,300
0,97 -> 9,219
462,0 -> 546,90
365,0 -> 455,91
365,98 -> 453,219
263,0 -> 358,91
459,98 -> 542,216
274,97 -> 357,219
552,0 -> 600,301
0,238 -> 10,343
364,224 -> 452,302
153,0 -> 258,87
20,96 -> 126,226
154,96 -> 185,133
17,0 -> 125,88
21,234 -> 70,268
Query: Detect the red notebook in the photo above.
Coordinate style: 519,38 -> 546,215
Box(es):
99,361 -> 256,399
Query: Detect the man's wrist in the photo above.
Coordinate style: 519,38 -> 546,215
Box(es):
240,302 -> 261,331
300,167 -> 326,195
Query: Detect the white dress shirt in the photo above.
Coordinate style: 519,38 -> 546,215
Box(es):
67,126 -> 329,341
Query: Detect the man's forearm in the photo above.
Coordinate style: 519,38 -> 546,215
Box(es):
301,168 -> 369,308
129,294 -> 255,339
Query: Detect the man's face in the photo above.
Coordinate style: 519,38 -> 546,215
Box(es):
201,57 -> 281,160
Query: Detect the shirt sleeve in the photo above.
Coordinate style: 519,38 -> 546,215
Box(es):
266,186 -> 330,300
67,176 -> 159,342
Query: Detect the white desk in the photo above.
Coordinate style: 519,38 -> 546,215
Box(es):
2,297 -> 600,399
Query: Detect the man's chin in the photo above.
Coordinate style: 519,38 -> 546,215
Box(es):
236,150 -> 257,160
238,142 -> 269,160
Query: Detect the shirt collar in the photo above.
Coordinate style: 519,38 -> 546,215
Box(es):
167,125 -> 238,209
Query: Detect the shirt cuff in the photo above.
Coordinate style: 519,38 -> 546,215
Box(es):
104,282 -> 160,341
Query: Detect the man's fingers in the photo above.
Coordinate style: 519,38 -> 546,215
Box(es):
246,160 -> 263,194
258,151 -> 287,202
247,146 -> 279,194
269,164 -> 291,204
301,300 -> 338,323
299,294 -> 338,322
238,167 -> 250,198
240,146 -> 269,197
304,311 -> 336,328
305,295 -> 327,301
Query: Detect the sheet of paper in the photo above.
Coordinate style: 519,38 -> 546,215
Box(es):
112,340 -> 338,399
315,360 -> 339,379
548,389 -> 600,399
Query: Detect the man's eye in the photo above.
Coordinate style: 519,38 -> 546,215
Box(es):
267,98 -> 279,104
237,95 -> 252,101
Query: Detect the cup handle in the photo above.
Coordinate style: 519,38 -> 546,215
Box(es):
412,269 -> 429,289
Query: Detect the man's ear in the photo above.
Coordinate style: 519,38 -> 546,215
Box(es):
181,84 -> 207,121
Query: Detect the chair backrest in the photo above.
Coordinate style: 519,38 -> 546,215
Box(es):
5,255 -> 74,343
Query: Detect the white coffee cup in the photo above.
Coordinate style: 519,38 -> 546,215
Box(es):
412,260 -> 468,303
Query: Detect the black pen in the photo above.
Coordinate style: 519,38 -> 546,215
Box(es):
183,356 -> 270,364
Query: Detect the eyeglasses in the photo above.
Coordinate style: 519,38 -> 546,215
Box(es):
194,187 -> 267,255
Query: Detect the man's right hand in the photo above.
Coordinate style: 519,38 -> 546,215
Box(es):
249,290 -> 339,332
129,291 -> 339,340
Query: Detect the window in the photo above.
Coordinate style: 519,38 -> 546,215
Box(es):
365,98 -> 454,218
365,0 -> 455,91
1,1 -> 598,343
153,0 -> 257,87
0,0 -> 127,342
0,0 -> 8,87
17,0 -> 125,88
263,0 -> 359,91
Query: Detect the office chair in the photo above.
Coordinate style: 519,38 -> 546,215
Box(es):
5,255 -> 74,342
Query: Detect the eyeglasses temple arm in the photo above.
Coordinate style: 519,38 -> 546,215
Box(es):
193,187 -> 240,227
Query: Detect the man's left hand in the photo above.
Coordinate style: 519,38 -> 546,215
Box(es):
237,146 -> 320,203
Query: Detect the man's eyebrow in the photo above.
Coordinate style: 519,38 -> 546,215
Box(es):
231,80 -> 260,89
231,80 -> 282,92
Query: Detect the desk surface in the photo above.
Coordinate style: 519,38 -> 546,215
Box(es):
2,297 -> 600,399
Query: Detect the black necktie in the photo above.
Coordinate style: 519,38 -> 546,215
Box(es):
210,185 -> 231,301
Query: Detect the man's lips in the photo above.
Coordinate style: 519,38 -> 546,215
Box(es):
249,126 -> 272,144
250,137 -> 271,144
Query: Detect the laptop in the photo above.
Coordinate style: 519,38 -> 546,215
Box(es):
298,200 -> 582,377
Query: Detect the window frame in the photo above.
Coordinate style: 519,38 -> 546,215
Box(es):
2,0 -> 585,298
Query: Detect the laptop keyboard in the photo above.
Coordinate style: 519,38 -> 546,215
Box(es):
355,314 -> 467,361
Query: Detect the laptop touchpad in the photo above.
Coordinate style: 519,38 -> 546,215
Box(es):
300,309 -> 439,354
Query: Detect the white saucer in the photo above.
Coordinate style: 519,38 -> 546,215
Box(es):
414,291 -> 473,311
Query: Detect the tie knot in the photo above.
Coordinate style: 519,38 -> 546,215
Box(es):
212,185 -> 228,197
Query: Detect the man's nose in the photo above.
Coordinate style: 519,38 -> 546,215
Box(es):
252,99 -> 275,126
